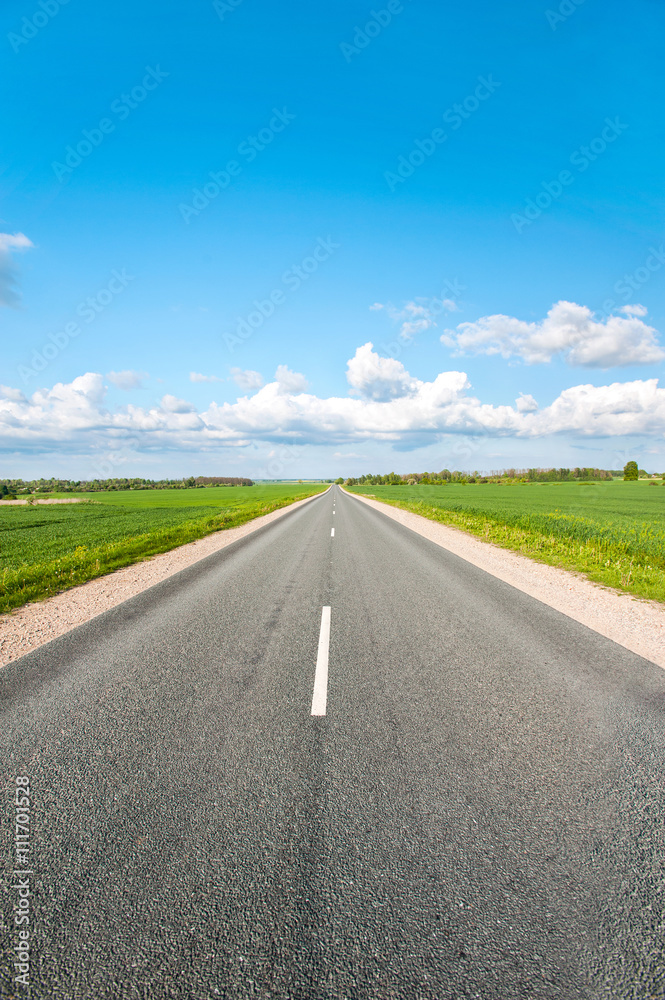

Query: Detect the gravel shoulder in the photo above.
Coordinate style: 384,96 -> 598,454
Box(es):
0,490 -> 328,667
347,489 -> 665,670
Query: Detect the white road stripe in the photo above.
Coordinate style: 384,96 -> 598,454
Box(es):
331,527 -> 335,537
311,607 -> 331,716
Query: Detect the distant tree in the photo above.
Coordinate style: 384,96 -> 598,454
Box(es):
623,461 -> 639,481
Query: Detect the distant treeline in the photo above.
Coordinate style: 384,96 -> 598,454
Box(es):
194,477 -> 254,486
0,476 -> 253,496
340,467 -> 652,486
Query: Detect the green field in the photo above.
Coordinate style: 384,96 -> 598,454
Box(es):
346,481 -> 665,604
0,484 -> 327,613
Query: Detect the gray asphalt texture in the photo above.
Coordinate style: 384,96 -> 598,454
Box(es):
1,485 -> 664,999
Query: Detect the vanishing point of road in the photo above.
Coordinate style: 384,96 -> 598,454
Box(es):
1,485 -> 664,999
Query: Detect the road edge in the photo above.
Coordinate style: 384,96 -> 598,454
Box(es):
343,488 -> 665,670
0,487 -> 330,668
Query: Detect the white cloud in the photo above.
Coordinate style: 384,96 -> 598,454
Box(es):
442,300 -> 665,368
190,372 -> 223,383
0,233 -> 33,253
0,384 -> 26,402
160,394 -> 198,414
3,347 -> 665,455
530,379 -> 665,437
107,370 -> 148,391
0,234 -> 33,252
346,342 -> 420,401
376,300 -> 436,342
515,393 -> 538,413
230,368 -> 264,391
274,365 -> 308,394
374,296 -> 460,343
201,369 -> 665,443
0,232 -> 34,307
401,316 -> 433,341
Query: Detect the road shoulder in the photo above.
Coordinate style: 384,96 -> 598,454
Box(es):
0,489 -> 329,668
345,489 -> 665,670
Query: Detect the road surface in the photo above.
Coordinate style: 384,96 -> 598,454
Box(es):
1,485 -> 664,999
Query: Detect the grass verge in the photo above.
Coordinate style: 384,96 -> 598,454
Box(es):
351,493 -> 665,605
0,492 -> 321,614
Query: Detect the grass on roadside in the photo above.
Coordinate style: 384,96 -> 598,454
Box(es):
0,486 -> 326,614
346,484 -> 665,604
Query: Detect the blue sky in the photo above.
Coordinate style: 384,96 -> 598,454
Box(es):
1,0 -> 664,479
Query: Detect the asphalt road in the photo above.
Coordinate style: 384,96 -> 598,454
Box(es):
1,484 -> 664,999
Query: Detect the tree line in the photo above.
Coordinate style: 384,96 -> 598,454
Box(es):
339,464 -> 660,486
0,476 -> 253,499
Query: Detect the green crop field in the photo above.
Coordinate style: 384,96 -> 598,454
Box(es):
0,484 -> 327,613
346,481 -> 665,604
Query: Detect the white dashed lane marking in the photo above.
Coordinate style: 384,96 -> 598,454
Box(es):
311,607 -> 331,717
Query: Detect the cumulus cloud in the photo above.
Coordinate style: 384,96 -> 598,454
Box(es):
441,300 -> 665,368
373,298 -> 457,343
0,232 -> 34,307
274,365 -> 308,394
398,302 -> 436,340
515,393 -> 538,413
346,343 -> 420,401
160,394 -> 197,414
190,372 -> 223,383
0,384 -> 27,403
230,368 -> 264,391
107,370 -> 148,391
3,347 -> 665,455
534,379 -> 665,437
